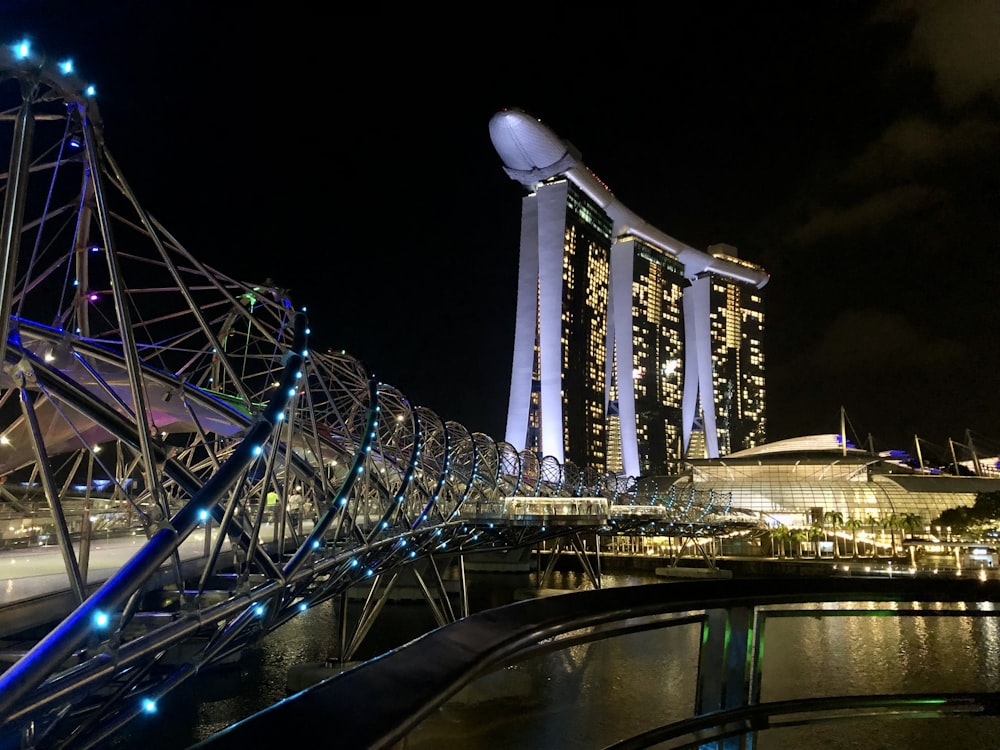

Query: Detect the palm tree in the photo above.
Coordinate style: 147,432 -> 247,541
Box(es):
790,528 -> 808,558
824,510 -> 844,558
845,516 -> 864,558
771,524 -> 790,558
882,513 -> 901,557
866,513 -> 879,557
900,512 -> 923,539
809,524 -> 825,557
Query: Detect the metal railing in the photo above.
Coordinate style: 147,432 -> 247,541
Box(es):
193,576 -> 1000,750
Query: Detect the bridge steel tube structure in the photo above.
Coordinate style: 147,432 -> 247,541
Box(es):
0,47 -> 759,748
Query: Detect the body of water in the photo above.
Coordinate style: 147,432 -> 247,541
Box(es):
109,566 -> 1000,749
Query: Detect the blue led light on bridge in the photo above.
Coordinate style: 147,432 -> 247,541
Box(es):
0,65 -> 774,745
58,58 -> 73,74
85,85 -> 96,97
13,39 -> 30,59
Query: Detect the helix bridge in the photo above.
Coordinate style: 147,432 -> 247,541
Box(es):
0,45 -> 759,748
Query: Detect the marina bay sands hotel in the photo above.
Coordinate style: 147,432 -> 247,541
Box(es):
490,108 -> 769,478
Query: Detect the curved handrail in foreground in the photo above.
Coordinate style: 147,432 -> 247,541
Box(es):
193,576 -> 1000,749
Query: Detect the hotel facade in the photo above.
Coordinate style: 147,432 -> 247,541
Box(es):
489,109 -> 769,478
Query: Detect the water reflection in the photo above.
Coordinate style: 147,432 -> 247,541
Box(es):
406,623 -> 700,749
760,604 -> 1000,703
110,571 -> 1000,749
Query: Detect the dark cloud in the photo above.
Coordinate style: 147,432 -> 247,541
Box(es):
905,0 -> 1000,107
790,183 -> 940,244
807,310 -> 964,372
842,116 -> 1000,186
767,310 -> 971,451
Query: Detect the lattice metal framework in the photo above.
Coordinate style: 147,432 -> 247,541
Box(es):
0,48 -> 752,748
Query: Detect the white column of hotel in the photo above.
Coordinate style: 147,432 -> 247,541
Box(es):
536,182 -> 570,463
682,276 -> 720,457
610,240 -> 640,477
504,195 -> 540,450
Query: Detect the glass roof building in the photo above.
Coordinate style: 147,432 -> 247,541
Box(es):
678,434 -> 993,529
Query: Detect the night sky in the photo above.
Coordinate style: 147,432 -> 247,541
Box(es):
6,2 -> 1000,463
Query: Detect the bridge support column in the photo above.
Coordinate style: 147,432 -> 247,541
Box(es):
694,605 -> 755,749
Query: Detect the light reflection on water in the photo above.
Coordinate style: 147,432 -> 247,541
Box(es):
405,620 -> 701,749
759,601 -> 1000,702
111,572 -> 1000,748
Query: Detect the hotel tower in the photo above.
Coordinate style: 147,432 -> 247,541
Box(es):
489,109 -> 769,477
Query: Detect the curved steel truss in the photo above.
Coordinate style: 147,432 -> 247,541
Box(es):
0,48 -> 758,747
